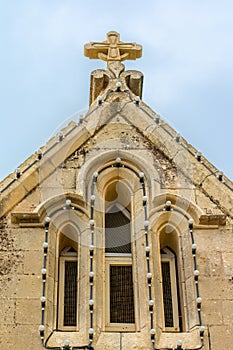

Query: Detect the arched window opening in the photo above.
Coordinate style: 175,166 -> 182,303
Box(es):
160,226 -> 183,332
104,180 -> 135,330
105,203 -> 131,253
57,227 -> 78,331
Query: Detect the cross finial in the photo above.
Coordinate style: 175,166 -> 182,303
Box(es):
84,31 -> 142,65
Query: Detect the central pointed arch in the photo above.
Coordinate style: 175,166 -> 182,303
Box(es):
105,180 -> 131,254
104,178 -> 135,327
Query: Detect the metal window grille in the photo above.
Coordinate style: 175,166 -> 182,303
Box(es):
161,261 -> 174,327
105,208 -> 131,253
63,261 -> 77,326
110,265 -> 135,323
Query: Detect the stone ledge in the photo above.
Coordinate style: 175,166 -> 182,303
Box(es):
199,214 -> 226,226
11,212 -> 41,225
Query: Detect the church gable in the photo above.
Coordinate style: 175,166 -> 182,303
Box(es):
5,100 -> 231,222
0,31 -> 233,350
1,43 -> 232,220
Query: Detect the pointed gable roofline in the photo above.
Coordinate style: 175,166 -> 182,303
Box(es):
0,96 -> 233,220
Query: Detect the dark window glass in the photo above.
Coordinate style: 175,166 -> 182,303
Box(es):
110,265 -> 135,323
105,206 -> 131,253
162,261 -> 174,327
64,261 -> 77,326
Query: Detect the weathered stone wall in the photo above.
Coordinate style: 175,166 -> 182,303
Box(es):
0,215 -> 43,349
196,227 -> 233,349
0,102 -> 233,349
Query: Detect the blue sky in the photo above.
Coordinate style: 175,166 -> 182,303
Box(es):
0,0 -> 233,181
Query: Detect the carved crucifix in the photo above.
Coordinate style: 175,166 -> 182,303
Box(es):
84,31 -> 142,64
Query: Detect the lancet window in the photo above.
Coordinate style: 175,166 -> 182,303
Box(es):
57,227 -> 79,331
104,180 -> 135,331
159,225 -> 183,332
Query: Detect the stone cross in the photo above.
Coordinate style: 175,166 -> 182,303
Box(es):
84,31 -> 142,64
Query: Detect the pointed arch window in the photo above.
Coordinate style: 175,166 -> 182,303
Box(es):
58,246 -> 78,330
160,247 -> 181,332
104,181 -> 135,331
105,203 -> 131,254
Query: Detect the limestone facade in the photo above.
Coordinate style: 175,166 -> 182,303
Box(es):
0,33 -> 233,350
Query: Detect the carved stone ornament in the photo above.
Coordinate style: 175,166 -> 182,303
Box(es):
84,31 -> 142,65
84,32 -> 143,105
